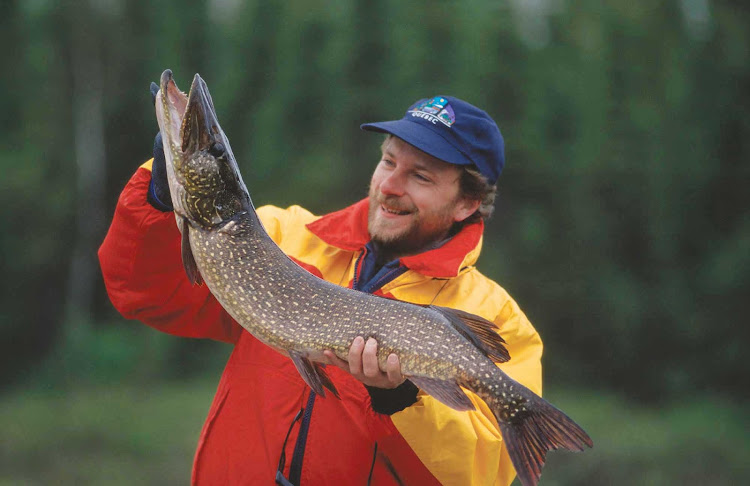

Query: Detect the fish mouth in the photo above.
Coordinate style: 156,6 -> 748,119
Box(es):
156,69 -> 188,152
181,73 -> 224,155
155,70 -> 224,157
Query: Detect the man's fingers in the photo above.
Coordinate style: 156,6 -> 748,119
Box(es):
328,337 -> 405,388
386,354 -> 403,384
362,338 -> 380,377
348,336 -> 365,375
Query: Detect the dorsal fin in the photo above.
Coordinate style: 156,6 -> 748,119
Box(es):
429,305 -> 510,363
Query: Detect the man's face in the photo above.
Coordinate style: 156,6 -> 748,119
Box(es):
367,136 -> 479,257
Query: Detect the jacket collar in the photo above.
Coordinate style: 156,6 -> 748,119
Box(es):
305,198 -> 484,278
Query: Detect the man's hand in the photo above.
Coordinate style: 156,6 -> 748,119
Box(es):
147,82 -> 173,211
324,337 -> 405,389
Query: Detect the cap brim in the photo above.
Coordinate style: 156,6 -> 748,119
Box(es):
361,119 -> 473,167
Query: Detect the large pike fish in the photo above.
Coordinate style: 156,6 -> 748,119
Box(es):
154,69 -> 592,486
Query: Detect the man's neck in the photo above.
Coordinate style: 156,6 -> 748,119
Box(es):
370,242 -> 398,268
370,235 -> 454,266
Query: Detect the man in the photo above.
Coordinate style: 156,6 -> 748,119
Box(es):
99,93 -> 543,485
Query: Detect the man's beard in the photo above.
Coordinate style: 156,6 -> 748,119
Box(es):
367,191 -> 458,259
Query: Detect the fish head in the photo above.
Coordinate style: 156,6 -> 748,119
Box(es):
155,69 -> 250,228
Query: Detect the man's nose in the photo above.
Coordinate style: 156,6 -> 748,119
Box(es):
379,171 -> 406,197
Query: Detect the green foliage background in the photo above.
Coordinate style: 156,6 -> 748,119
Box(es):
1,0 -> 748,484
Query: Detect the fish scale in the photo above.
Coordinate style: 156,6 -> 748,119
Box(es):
155,69 -> 592,486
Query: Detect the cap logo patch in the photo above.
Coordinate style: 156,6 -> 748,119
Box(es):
409,96 -> 455,127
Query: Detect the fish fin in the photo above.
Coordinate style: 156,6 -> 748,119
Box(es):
408,376 -> 475,411
314,363 -> 340,399
181,217 -> 203,286
429,305 -> 510,363
289,351 -> 340,399
490,391 -> 593,486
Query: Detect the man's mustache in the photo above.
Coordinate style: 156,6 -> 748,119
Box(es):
372,195 -> 417,213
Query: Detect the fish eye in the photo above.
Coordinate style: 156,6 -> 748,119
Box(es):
208,142 -> 225,157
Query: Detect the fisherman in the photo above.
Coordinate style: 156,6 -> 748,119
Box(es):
99,90 -> 544,485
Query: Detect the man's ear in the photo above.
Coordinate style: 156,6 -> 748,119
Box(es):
453,198 -> 481,222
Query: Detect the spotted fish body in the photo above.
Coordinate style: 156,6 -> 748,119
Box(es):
192,216 -> 502,378
155,70 -> 592,486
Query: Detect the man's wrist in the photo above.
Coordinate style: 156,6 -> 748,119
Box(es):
147,177 -> 173,212
366,380 -> 419,415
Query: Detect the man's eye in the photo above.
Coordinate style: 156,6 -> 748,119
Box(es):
382,159 -> 395,168
414,173 -> 431,182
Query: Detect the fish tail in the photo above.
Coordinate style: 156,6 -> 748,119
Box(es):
480,379 -> 593,486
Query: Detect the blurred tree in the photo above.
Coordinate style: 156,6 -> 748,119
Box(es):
1,0 -> 747,402
66,0 -> 107,336
1,0 -> 76,387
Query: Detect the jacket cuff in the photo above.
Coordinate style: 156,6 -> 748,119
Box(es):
147,177 -> 173,212
366,380 -> 419,415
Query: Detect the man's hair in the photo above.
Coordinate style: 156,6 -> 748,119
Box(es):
380,135 -> 497,224
458,165 -> 496,224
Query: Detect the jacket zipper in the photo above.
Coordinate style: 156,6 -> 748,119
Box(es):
287,390 -> 316,484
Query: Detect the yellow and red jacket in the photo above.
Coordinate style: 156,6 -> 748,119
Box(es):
99,161 -> 543,485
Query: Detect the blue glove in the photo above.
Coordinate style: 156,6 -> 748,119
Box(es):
146,82 -> 173,211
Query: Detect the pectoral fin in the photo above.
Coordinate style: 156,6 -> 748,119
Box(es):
181,217 -> 203,285
409,375 -> 475,411
289,351 -> 340,399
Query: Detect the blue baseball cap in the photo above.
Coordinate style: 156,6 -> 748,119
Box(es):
360,96 -> 505,184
